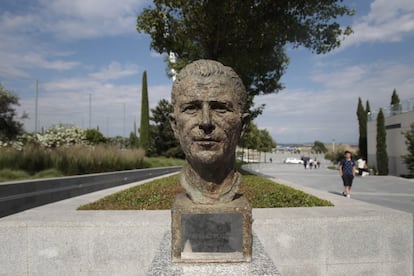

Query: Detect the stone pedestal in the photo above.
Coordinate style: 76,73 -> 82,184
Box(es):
171,193 -> 252,263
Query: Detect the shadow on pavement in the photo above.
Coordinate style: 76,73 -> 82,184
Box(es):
328,191 -> 345,197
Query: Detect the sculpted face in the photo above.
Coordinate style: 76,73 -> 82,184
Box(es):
170,60 -> 248,204
171,78 -> 246,166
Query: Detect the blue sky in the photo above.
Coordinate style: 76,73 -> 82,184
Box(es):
1,0 -> 413,144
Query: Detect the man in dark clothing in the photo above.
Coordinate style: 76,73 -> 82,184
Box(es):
339,151 -> 356,198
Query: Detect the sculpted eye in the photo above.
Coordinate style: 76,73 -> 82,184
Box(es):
211,102 -> 232,113
182,103 -> 200,114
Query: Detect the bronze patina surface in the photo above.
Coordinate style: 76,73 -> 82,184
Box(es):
170,60 -> 252,263
170,59 -> 249,204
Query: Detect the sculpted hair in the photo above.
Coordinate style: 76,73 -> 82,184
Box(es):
171,59 -> 247,110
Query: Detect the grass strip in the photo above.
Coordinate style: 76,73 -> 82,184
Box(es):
78,172 -> 333,210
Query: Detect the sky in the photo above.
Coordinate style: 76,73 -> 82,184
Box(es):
1,0 -> 414,144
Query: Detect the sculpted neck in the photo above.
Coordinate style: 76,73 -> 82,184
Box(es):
187,158 -> 235,184
181,161 -> 241,204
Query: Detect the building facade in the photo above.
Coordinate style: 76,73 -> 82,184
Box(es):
367,99 -> 414,176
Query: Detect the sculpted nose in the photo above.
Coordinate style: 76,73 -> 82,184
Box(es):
199,122 -> 215,134
199,103 -> 215,134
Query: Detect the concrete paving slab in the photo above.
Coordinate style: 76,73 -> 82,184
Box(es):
326,263 -> 382,276
0,226 -> 27,274
0,167 -> 412,275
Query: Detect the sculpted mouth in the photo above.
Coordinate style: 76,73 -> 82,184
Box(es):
193,137 -> 220,142
193,137 -> 220,147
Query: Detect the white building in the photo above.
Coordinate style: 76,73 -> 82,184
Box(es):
367,98 -> 414,176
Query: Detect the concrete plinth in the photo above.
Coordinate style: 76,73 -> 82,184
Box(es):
148,232 -> 279,275
171,193 -> 252,263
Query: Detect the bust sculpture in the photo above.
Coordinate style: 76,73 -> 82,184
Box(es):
170,59 -> 249,204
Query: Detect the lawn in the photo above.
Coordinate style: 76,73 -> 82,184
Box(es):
78,170 -> 333,210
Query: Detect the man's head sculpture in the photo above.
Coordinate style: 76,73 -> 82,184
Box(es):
170,59 -> 249,204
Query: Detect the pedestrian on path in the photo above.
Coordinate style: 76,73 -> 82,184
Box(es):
339,151 -> 356,198
357,156 -> 368,176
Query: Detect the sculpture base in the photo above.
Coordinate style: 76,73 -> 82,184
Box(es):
171,193 -> 252,263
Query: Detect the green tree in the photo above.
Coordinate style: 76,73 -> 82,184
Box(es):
258,129 -> 276,153
312,140 -> 328,154
239,121 -> 261,150
106,136 -> 129,149
376,108 -> 388,175
356,97 -> 367,159
365,100 -> 371,122
402,123 -> 414,176
85,129 -> 106,144
150,99 -> 184,158
365,100 -> 371,114
257,128 -> 276,162
128,131 -> 139,148
239,121 -> 276,151
128,120 -> 140,148
0,84 -> 27,141
139,70 -> 150,150
391,88 -> 401,114
137,1 -> 354,115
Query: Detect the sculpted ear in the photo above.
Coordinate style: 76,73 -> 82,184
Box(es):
240,113 -> 250,136
169,113 -> 179,139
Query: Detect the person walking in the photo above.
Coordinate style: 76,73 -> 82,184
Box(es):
357,156 -> 368,176
339,151 -> 356,198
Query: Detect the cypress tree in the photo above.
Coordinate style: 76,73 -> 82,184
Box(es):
356,97 -> 367,159
402,123 -> 414,176
365,100 -> 371,162
391,89 -> 401,114
365,100 -> 371,115
376,108 -> 388,175
139,70 -> 150,150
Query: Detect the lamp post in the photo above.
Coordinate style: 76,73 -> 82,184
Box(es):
35,80 -> 39,133
123,103 -> 126,137
88,93 -> 92,129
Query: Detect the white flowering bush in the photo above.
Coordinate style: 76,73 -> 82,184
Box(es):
0,125 -> 88,151
0,139 -> 24,150
35,125 -> 88,148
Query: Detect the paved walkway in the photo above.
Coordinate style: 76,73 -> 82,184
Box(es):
244,162 -> 414,215
245,161 -> 414,270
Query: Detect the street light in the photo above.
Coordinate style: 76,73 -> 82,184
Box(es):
88,93 -> 92,129
35,80 -> 39,133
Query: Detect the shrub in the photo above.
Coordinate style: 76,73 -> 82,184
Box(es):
36,125 -> 87,148
0,144 -> 145,177
85,129 -> 106,144
54,145 -> 145,175
0,168 -> 30,182
0,145 -> 53,173
33,169 -> 63,179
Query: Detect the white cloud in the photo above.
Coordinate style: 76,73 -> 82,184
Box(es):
0,12 -> 38,33
0,0 -> 149,40
343,0 -> 414,48
311,65 -> 368,89
89,62 -> 139,81
0,51 -> 80,79
38,0 -> 149,40
255,61 -> 414,144
0,0 -> 148,79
